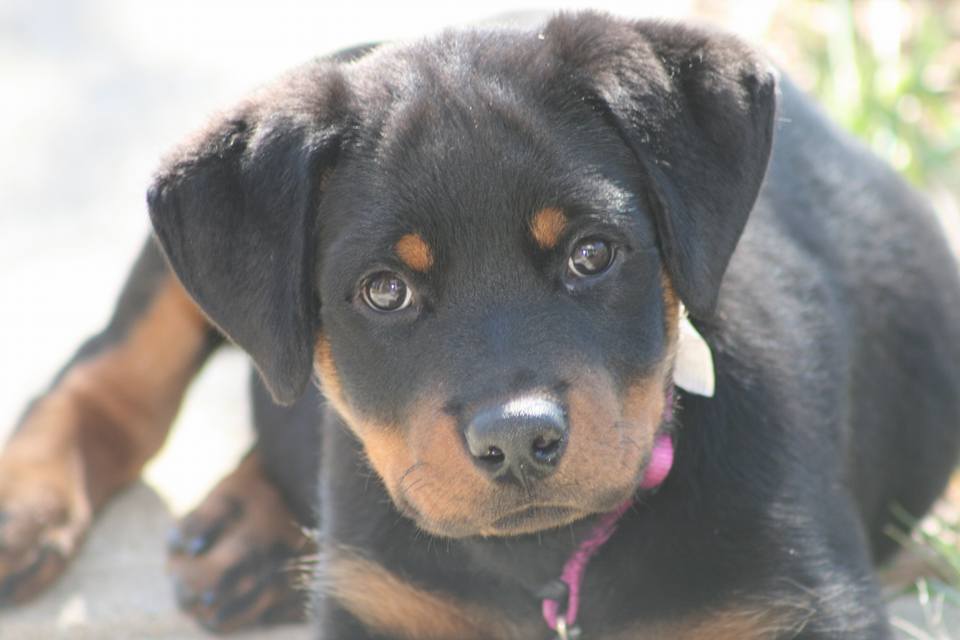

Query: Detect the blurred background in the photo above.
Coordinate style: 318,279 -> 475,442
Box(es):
0,1 -> 957,638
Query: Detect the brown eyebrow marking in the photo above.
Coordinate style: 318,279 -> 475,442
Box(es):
395,233 -> 434,272
530,207 -> 568,250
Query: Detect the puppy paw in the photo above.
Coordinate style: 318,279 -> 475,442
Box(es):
0,454 -> 91,605
167,451 -> 314,632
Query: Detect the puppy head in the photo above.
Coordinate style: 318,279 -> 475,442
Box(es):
148,13 -> 776,537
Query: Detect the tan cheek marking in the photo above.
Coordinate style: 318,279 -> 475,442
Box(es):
617,271 -> 682,433
313,349 -> 484,528
314,344 -> 492,531
314,337 -> 417,505
556,368 -> 668,506
622,373 -> 668,437
314,336 -> 350,419
357,410 -> 488,533
661,270 -> 681,342
530,207 -> 567,250
323,548 -> 533,640
553,373 -> 623,492
395,233 -> 434,272
359,430 -> 414,504
403,400 -> 491,524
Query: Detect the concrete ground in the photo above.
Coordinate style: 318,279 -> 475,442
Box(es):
1,2 -> 957,638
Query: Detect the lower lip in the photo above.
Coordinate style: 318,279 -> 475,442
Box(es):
491,505 -> 579,531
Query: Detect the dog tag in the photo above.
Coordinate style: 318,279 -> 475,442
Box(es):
551,616 -> 582,640
673,305 -> 715,397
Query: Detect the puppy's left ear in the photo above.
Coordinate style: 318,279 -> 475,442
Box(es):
546,14 -> 777,318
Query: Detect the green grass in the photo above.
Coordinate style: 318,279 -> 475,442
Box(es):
886,504 -> 960,638
787,0 -> 960,190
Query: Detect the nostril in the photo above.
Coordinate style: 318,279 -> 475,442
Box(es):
479,445 -> 505,465
531,433 -> 564,464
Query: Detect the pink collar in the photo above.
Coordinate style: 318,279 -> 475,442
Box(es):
540,391 -> 676,638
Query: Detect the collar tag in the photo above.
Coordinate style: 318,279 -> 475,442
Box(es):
553,616 -> 581,639
673,304 -> 715,397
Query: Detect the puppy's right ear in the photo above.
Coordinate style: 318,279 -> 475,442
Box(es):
147,63 -> 353,404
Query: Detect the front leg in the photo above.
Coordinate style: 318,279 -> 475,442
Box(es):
0,239 -> 217,604
167,448 -> 316,632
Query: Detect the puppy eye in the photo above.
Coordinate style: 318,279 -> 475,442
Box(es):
362,272 -> 412,311
568,238 -> 615,277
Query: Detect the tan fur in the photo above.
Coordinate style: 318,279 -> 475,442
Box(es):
325,551 -> 811,640
395,233 -> 434,272
5,276 -> 208,508
315,336 -> 350,418
322,548 -> 533,640
661,270 -> 681,341
530,207 -> 567,250
609,602 -> 814,639
0,276 -> 210,602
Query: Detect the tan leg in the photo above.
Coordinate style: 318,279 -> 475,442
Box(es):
0,241 -> 215,604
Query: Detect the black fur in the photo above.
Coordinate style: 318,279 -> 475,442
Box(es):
148,12 -> 960,639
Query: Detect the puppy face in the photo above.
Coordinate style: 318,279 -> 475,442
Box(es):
148,14 -> 775,538
313,89 -> 681,534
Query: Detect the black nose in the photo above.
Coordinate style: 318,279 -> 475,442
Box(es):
464,397 -> 567,483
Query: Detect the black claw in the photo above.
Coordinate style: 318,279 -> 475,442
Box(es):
167,527 -> 212,558
201,588 -> 218,607
168,527 -> 214,557
211,568 -> 274,628
207,546 -> 299,629
187,534 -> 212,557
172,576 -> 199,608
171,498 -> 243,558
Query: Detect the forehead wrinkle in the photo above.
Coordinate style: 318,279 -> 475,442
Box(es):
374,61 -> 565,185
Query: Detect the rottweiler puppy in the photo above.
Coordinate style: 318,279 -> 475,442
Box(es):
2,11 -> 960,639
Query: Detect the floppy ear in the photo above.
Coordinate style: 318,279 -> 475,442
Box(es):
546,14 -> 777,317
147,64 -> 352,404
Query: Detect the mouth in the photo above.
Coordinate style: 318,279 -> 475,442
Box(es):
488,505 -> 583,534
389,385 -> 678,539
481,431 -> 675,536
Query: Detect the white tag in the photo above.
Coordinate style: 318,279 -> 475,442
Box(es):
673,304 -> 715,397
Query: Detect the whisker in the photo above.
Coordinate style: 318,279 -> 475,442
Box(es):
397,461 -> 426,487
